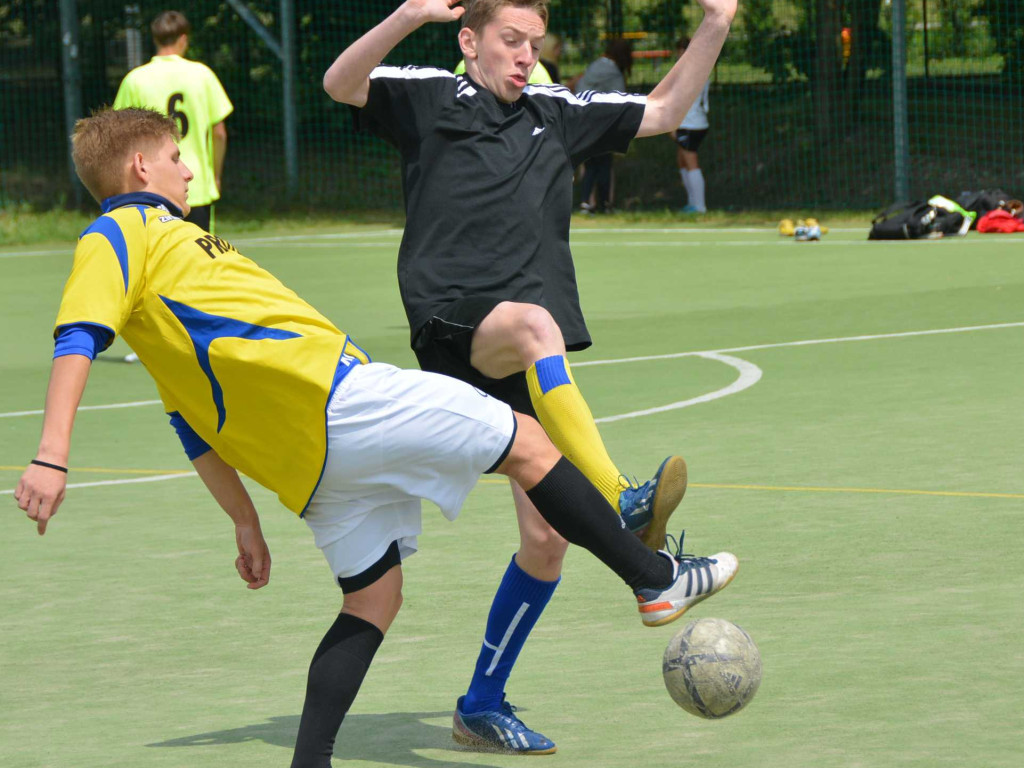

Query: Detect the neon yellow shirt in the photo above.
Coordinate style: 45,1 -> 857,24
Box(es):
453,59 -> 553,84
113,56 -> 233,206
55,197 -> 369,514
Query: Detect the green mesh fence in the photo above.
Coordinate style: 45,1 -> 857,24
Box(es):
1,0 -> 1022,214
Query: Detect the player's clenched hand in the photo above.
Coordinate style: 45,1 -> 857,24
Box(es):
235,523 -> 271,590
697,0 -> 737,23
405,0 -> 465,25
14,462 -> 68,536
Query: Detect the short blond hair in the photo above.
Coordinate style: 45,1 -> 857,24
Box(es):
72,108 -> 178,203
461,0 -> 549,31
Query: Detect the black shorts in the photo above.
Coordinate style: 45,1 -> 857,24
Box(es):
674,128 -> 708,152
412,297 -> 536,417
336,540 -> 402,593
185,204 -> 212,232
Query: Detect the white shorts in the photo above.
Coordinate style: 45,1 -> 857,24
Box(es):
303,362 -> 516,582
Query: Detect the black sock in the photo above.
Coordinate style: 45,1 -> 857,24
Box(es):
290,613 -> 385,768
526,457 -> 674,591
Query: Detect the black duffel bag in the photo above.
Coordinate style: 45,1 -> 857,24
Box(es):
869,201 -> 966,240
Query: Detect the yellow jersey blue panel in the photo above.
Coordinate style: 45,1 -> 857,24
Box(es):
55,195 -> 368,514
113,55 -> 233,206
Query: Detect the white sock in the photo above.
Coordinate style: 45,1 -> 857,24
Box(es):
680,169 -> 695,208
684,169 -> 706,212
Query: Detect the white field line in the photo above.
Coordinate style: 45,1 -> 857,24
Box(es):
2,322 -> 1020,421
570,227 -> 868,234
0,230 -> 405,259
8,227 -> 1020,259
239,241 -> 400,249
570,238 -> 1024,248
0,248 -> 74,259
2,471 -> 196,496
574,321 -> 1024,368
231,229 -> 402,244
2,320 -> 1019,493
212,237 -> 1024,251
0,399 -> 162,419
596,352 -> 762,423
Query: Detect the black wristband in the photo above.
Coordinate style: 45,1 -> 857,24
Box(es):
31,459 -> 68,474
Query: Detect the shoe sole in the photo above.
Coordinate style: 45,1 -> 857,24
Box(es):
452,730 -> 557,755
641,561 -> 739,628
640,456 -> 687,551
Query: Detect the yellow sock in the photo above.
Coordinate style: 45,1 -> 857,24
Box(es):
526,355 -> 626,511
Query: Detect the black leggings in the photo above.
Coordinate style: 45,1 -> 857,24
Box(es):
580,153 -> 614,211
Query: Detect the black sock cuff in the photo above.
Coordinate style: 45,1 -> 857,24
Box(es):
312,612 -> 384,667
526,456 -> 672,592
525,456 -> 575,501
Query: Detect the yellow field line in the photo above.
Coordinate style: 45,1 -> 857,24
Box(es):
4,468 -> 1018,500
689,482 -> 1024,500
481,477 -> 1022,499
0,465 -> 191,475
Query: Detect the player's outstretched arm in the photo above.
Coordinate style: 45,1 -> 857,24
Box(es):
636,0 -> 736,138
14,354 -> 92,535
192,450 -> 272,590
323,0 -> 465,106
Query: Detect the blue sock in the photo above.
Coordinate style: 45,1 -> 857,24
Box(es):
461,555 -> 559,714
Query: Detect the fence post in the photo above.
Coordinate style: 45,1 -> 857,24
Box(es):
608,0 -> 623,37
891,0 -> 910,201
59,0 -> 83,206
224,0 -> 298,196
281,0 -> 298,194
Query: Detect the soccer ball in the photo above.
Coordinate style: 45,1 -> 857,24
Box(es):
662,617 -> 762,719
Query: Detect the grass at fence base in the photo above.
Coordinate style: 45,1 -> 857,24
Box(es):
0,208 -> 882,247
2,224 -> 1023,768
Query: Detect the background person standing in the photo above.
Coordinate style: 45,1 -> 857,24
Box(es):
113,10 -> 232,233
673,36 -> 710,213
574,37 -> 633,213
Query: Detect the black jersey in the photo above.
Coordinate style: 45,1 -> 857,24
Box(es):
353,65 -> 646,350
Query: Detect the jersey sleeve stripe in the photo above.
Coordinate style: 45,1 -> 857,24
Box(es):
80,216 -> 130,294
524,84 -> 647,106
370,65 -> 456,81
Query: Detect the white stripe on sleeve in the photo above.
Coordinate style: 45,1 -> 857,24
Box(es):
369,65 -> 456,81
525,83 -> 646,106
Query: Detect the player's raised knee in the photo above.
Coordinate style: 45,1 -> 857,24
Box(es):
496,413 -> 561,489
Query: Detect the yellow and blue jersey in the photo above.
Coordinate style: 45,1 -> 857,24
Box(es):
55,192 -> 369,514
113,55 -> 233,206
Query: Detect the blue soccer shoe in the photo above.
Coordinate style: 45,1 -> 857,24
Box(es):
619,455 -> 688,550
452,696 -> 557,754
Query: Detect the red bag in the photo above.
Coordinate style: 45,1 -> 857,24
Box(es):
976,209 -> 1024,233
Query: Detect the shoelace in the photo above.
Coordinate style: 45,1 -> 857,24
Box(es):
494,702 -> 533,734
619,474 -> 654,503
665,530 -> 717,569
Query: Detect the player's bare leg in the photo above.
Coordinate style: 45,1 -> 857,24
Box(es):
291,567 -> 402,768
472,300 -> 686,547
454,484 -> 566,754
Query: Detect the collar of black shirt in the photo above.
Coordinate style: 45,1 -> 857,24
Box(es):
460,72 -> 524,115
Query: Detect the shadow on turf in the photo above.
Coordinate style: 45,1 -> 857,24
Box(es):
147,710 -> 508,765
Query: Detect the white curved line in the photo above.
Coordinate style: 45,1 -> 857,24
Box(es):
596,352 -> 762,423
